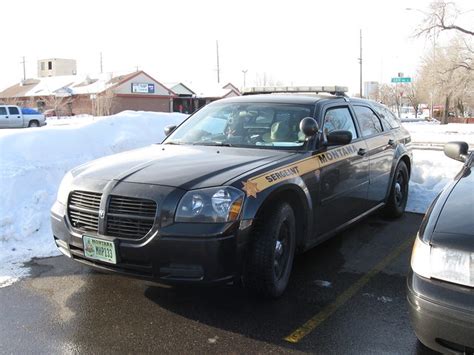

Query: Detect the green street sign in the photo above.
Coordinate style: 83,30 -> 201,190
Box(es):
391,77 -> 411,83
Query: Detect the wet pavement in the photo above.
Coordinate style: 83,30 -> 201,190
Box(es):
0,213 -> 428,354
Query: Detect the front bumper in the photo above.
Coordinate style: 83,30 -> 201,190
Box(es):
407,270 -> 474,354
51,200 -> 252,285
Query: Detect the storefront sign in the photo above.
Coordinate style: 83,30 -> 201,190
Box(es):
131,83 -> 155,94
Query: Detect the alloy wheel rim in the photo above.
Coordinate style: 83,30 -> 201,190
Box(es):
274,221 -> 290,280
395,171 -> 405,206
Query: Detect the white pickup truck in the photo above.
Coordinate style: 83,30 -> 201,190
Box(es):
0,105 -> 46,128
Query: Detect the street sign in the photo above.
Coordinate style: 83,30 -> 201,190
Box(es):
391,77 -> 411,83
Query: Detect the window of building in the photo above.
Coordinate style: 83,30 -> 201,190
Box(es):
48,61 -> 52,70
40,62 -> 45,71
353,106 -> 383,137
323,107 -> 358,139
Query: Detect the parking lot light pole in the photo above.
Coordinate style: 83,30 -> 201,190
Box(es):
242,69 -> 248,90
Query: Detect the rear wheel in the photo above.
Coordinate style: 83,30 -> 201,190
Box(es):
383,161 -> 409,218
243,202 -> 296,298
28,120 -> 39,127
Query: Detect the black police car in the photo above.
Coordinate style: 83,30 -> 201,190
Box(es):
51,87 -> 412,297
408,141 -> 473,353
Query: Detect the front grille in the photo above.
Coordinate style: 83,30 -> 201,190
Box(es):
68,191 -> 102,232
106,195 -> 157,240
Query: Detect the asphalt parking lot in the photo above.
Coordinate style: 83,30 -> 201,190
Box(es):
0,212 -> 427,354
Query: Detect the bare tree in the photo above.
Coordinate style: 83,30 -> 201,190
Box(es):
93,90 -> 115,116
379,84 -> 403,117
0,97 -> 22,105
43,95 -> 69,117
417,38 -> 474,123
416,1 -> 473,37
254,73 -> 284,87
403,80 -> 428,118
415,1 -> 473,71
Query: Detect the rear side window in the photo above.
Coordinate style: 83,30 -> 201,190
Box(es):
375,105 -> 400,130
353,106 -> 383,137
322,107 -> 358,139
0,107 -> 7,115
8,106 -> 19,115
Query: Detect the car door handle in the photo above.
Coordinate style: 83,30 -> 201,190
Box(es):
357,148 -> 366,156
5,116 -> 8,118
388,139 -> 395,146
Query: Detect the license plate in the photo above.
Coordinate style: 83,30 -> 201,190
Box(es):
83,235 -> 117,264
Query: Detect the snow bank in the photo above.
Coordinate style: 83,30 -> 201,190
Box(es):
402,122 -> 473,213
404,121 -> 474,146
0,111 -> 186,287
406,150 -> 464,213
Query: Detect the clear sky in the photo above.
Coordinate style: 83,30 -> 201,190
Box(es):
1,0 -> 471,94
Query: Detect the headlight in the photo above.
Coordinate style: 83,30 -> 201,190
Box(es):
175,187 -> 244,223
56,171 -> 74,205
411,236 -> 473,287
410,237 -> 431,279
431,247 -> 472,287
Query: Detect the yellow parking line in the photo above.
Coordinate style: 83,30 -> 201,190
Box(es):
284,236 -> 415,344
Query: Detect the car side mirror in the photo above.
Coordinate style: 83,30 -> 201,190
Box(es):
164,125 -> 177,137
299,117 -> 319,137
444,141 -> 469,162
326,130 -> 352,146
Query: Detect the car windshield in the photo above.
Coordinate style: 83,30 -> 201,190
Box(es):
164,102 -> 314,149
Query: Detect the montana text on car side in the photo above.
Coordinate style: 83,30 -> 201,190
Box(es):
408,141 -> 473,353
51,86 -> 412,298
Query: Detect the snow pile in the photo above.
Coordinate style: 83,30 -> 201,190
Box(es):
0,111 -> 186,287
405,121 -> 474,147
403,122 -> 473,213
406,150 -> 465,213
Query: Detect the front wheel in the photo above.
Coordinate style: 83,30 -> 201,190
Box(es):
243,202 -> 296,298
383,161 -> 409,218
28,120 -> 39,127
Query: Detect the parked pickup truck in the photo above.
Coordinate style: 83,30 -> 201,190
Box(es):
0,105 -> 46,128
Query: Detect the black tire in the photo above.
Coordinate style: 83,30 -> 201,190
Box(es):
383,161 -> 409,218
243,202 -> 296,298
28,120 -> 39,127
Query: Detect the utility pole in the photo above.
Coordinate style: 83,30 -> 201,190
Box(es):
216,40 -> 220,84
21,56 -> 26,81
242,69 -> 248,89
100,52 -> 103,74
358,29 -> 363,98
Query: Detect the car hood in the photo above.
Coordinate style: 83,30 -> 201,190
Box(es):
431,167 -> 474,251
72,144 -> 296,190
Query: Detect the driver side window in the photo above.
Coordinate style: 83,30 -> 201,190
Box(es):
323,107 -> 358,139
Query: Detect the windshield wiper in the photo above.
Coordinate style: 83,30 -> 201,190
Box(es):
193,142 -> 233,147
164,141 -> 184,145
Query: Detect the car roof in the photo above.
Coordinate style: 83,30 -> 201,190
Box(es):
214,94 -> 348,105
215,94 -> 382,108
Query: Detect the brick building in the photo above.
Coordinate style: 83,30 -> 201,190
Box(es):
0,70 -> 176,116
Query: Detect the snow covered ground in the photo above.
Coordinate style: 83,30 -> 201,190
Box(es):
407,121 -> 474,147
0,111 -> 186,287
0,116 -> 472,288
